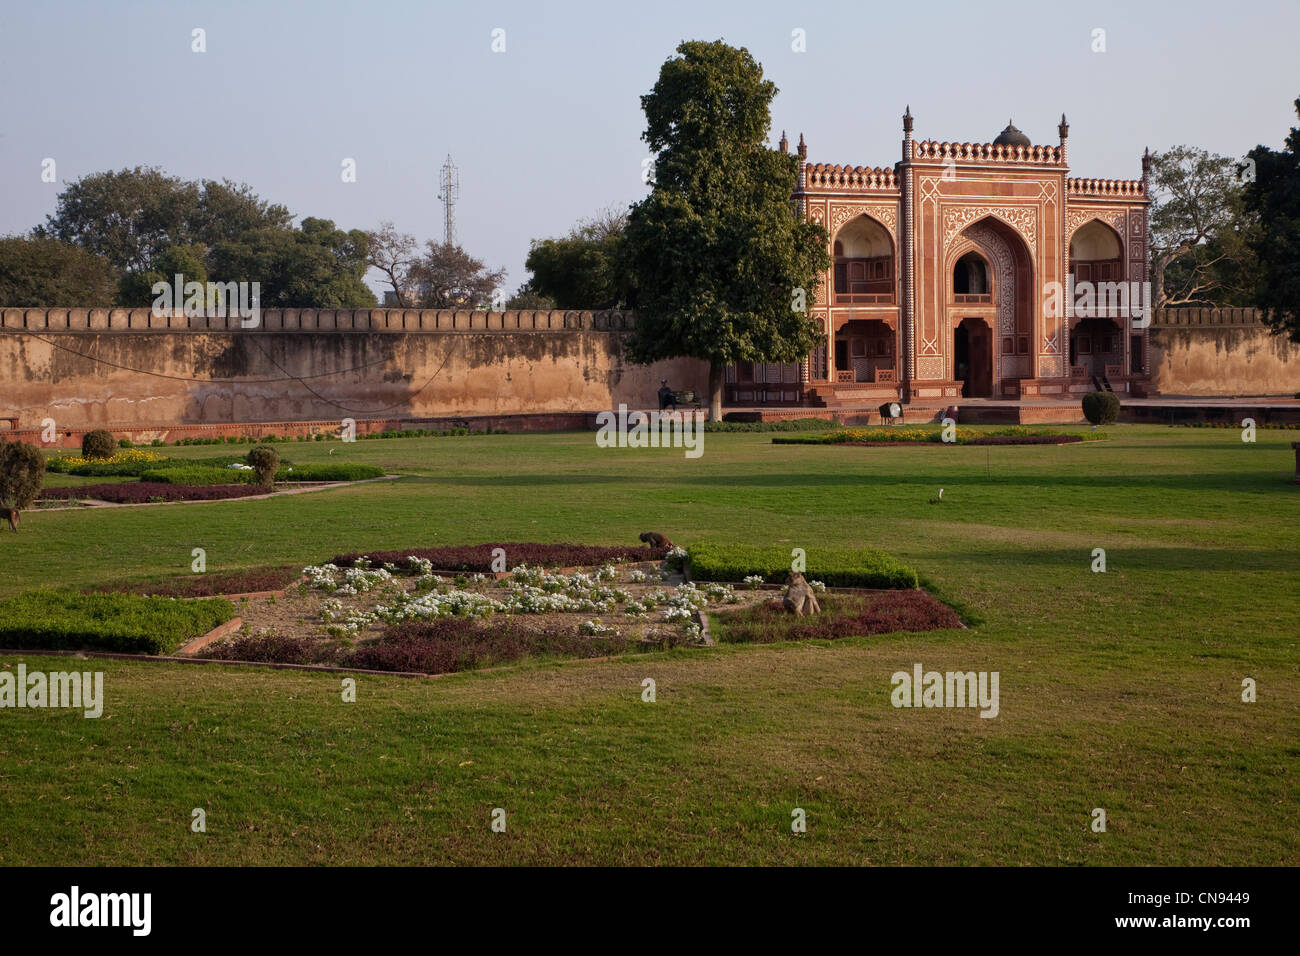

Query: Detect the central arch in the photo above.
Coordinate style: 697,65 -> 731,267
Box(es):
945,216 -> 1035,396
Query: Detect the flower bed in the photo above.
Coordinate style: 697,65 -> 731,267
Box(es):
329,542 -> 664,571
0,591 -> 236,654
85,565 -> 303,599
39,482 -> 267,503
710,591 -> 961,644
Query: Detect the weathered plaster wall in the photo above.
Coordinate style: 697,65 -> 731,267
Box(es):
1148,309 -> 1300,396
0,309 -> 708,428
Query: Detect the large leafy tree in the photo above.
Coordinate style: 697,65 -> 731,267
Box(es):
0,236 -> 117,305
522,206 -> 628,309
36,167 -> 290,275
210,218 -> 376,308
1244,96 -> 1300,342
621,40 -> 830,419
1148,146 -> 1259,309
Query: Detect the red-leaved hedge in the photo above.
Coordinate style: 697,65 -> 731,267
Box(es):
713,591 -> 962,644
86,565 -> 302,599
41,482 -> 266,503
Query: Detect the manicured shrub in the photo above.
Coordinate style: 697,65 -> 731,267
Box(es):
329,542 -> 661,571
0,440 -> 46,517
80,429 -> 116,460
0,591 -> 235,654
39,481 -> 265,503
687,543 -> 919,589
197,632 -> 337,665
704,417 -> 838,433
86,564 -> 302,599
247,445 -> 280,485
139,466 -> 256,485
275,462 -> 384,482
117,438 -> 133,448
1082,390 -> 1121,425
773,425 -> 1107,446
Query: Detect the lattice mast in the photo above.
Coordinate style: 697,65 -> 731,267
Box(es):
437,154 -> 460,246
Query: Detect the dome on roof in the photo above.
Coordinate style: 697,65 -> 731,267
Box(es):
993,120 -> 1031,148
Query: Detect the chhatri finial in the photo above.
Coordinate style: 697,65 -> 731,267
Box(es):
797,132 -> 807,160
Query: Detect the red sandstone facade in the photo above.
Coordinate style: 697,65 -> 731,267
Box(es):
726,111 -> 1152,407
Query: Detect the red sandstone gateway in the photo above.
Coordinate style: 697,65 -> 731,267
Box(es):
727,112 -> 1155,408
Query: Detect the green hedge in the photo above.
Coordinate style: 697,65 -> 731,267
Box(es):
276,463 -> 385,481
705,418 -> 839,433
687,543 -> 919,589
139,465 -> 255,485
0,592 -> 236,654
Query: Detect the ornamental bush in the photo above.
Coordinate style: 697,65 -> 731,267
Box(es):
0,440 -> 46,513
247,445 -> 280,485
1082,390 -> 1121,425
81,429 -> 116,460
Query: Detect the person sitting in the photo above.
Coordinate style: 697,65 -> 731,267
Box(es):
657,379 -> 677,411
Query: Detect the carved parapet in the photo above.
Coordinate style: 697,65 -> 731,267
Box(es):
1066,178 -> 1147,198
805,164 -> 899,191
912,140 -> 1065,165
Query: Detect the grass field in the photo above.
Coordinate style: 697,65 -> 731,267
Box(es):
1,425 -> 1296,865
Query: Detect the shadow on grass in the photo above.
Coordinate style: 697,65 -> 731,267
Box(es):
939,546 -> 1297,573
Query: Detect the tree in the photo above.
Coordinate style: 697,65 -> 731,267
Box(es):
211,218 -> 376,308
620,40 -> 830,420
1244,96 -> 1300,342
36,167 -> 293,280
522,206 -> 629,308
365,222 -> 420,306
0,236 -> 116,305
116,243 -> 210,307
1148,146 -> 1258,309
505,286 -> 557,310
0,441 -> 46,526
407,241 -> 507,309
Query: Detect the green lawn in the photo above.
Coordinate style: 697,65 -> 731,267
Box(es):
1,426 -> 1296,865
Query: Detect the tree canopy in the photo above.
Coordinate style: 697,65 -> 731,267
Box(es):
1244,96 -> 1300,341
0,236 -> 117,306
1148,146 -> 1260,309
621,40 -> 830,419
520,206 -> 628,309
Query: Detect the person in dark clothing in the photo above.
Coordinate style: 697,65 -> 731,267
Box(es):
657,379 -> 677,411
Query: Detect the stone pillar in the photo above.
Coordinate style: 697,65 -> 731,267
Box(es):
901,107 -> 916,400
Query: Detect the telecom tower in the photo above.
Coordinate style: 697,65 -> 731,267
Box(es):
437,154 -> 459,246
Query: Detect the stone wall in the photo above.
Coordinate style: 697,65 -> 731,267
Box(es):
0,308 -> 708,430
1148,308 -> 1299,396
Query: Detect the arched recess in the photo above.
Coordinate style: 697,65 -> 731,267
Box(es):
944,216 -> 1036,393
1070,219 -> 1124,283
831,215 -> 895,304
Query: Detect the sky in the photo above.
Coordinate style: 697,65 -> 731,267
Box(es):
1,0 -> 1296,297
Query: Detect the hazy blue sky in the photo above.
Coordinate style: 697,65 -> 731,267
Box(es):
1,0 -> 1296,296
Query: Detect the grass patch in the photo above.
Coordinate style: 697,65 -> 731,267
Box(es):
688,542 -> 919,589
0,591 -> 234,654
